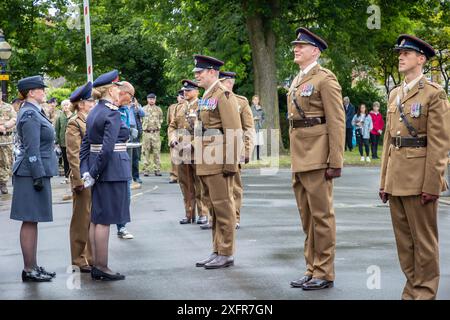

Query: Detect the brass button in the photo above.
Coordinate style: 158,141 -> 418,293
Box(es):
397,131 -> 401,135
399,118 -> 403,122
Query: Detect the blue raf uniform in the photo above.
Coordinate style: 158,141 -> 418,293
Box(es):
10,76 -> 58,222
80,70 -> 131,225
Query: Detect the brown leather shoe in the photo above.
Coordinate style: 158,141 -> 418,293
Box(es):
204,255 -> 234,269
290,275 -> 312,288
195,253 -> 218,267
302,278 -> 334,290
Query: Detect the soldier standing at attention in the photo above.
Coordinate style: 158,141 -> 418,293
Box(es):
142,93 -> 163,177
288,28 -> 345,291
379,35 -> 450,300
219,71 -> 255,230
66,82 -> 95,273
167,90 -> 185,184
0,95 -> 16,194
192,55 -> 242,269
168,80 -> 209,225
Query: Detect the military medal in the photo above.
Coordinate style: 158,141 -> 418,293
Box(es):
410,102 -> 421,118
300,84 -> 314,97
199,98 -> 218,111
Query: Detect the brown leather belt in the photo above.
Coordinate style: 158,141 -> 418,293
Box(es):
290,117 -> 326,128
144,129 -> 159,133
0,132 -> 13,136
391,136 -> 427,148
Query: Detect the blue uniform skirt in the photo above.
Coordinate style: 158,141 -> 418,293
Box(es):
10,175 -> 53,222
91,181 -> 130,225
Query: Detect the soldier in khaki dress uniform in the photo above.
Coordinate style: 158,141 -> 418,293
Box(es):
142,93 -> 163,176
167,91 -> 185,183
219,71 -> 255,230
168,80 -> 209,225
192,55 -> 242,269
287,28 -> 345,290
66,82 -> 95,272
379,35 -> 450,300
0,97 -> 16,194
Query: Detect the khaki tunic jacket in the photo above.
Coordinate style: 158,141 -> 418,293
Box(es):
66,112 -> 87,188
287,64 -> 345,172
380,76 -> 450,196
235,95 -> 255,160
195,82 -> 242,176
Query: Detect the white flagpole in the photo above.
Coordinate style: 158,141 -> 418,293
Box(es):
83,0 -> 93,82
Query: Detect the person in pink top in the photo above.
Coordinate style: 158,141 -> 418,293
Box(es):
369,101 -> 384,159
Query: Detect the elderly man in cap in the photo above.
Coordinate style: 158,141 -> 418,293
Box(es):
379,34 -> 450,300
167,90 -> 185,184
219,71 -> 255,230
169,79 -> 209,225
192,54 -> 242,269
142,93 -> 163,176
0,93 -> 16,194
287,28 -> 345,291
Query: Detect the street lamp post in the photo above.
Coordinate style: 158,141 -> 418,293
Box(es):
0,29 -> 12,102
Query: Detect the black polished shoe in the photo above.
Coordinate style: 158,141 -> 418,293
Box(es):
195,253 -> 218,267
169,179 -> 178,184
204,255 -> 234,269
196,216 -> 208,224
180,216 -> 195,224
35,266 -> 56,278
302,278 -> 334,290
22,269 -> 52,282
200,222 -> 212,230
91,267 -> 125,281
290,275 -> 312,288
154,171 -> 162,176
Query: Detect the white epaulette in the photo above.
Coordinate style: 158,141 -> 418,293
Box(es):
105,102 -> 119,111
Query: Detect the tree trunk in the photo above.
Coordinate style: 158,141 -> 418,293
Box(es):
244,0 -> 284,153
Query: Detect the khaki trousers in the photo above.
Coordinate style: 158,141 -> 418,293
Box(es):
389,195 -> 439,300
69,188 -> 93,267
200,174 -> 236,256
293,169 -> 336,281
233,167 -> 243,223
178,163 -> 208,218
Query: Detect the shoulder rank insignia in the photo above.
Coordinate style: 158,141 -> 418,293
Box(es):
410,102 -> 421,118
300,84 -> 314,97
439,91 -> 447,100
28,156 -> 37,163
105,102 -> 118,111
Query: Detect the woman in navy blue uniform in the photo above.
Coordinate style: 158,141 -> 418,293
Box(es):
80,70 -> 131,281
10,75 -> 58,282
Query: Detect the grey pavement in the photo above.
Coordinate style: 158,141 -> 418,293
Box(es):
0,167 -> 450,300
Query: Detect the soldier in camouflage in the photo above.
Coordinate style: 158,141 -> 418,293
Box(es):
142,93 -> 163,176
0,96 -> 17,194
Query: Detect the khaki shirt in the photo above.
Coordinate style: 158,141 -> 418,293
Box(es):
287,64 -> 345,172
0,102 -> 17,134
142,104 -> 163,131
194,81 -> 242,176
235,94 -> 255,160
65,112 -> 87,188
380,76 -> 450,196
